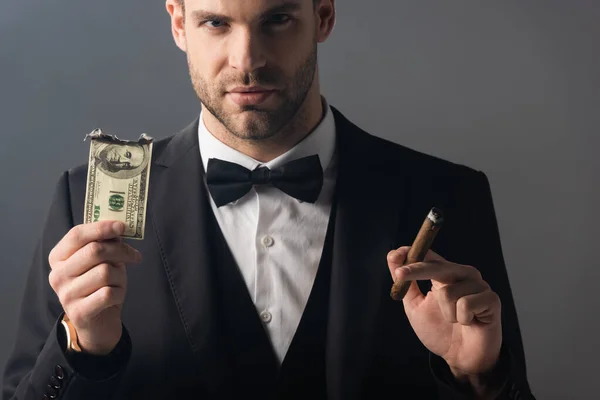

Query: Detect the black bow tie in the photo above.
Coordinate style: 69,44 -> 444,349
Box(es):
206,154 -> 324,207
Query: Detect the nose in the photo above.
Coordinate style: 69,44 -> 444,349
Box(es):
228,27 -> 267,73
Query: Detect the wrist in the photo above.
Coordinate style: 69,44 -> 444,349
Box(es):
78,325 -> 123,356
448,353 -> 509,399
57,317 -> 133,381
61,314 -> 122,356
449,368 -> 498,398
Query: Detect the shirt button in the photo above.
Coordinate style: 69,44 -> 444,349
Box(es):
260,311 -> 272,323
261,235 -> 274,248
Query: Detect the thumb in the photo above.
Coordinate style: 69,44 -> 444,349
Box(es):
388,247 -> 426,307
394,269 -> 425,308
387,246 -> 411,279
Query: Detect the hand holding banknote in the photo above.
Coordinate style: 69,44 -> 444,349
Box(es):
48,221 -> 142,354
47,129 -> 153,355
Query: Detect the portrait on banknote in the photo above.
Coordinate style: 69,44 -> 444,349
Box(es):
93,142 -> 151,180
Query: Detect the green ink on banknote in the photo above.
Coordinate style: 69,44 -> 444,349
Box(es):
109,195 -> 125,211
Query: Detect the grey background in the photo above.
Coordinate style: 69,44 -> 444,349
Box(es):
1,1 -> 598,398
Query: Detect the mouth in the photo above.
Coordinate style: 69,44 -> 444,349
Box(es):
227,86 -> 278,106
229,86 -> 276,93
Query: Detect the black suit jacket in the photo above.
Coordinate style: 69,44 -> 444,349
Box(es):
2,107 -> 535,399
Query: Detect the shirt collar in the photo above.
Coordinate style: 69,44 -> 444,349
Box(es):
198,97 -> 336,174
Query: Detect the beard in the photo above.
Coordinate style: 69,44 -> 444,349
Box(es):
187,42 -> 317,141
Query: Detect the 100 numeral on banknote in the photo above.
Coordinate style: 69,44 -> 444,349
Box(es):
83,129 -> 153,240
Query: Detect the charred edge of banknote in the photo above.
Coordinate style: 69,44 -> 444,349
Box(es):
84,129 -> 154,144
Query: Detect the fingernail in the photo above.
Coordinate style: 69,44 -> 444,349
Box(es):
135,251 -> 142,262
387,251 -> 396,261
113,222 -> 124,235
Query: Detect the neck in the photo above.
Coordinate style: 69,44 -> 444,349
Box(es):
201,81 -> 324,163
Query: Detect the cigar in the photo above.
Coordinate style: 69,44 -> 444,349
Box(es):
390,207 -> 444,301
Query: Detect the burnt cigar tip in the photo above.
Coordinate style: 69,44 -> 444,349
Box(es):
428,207 -> 444,225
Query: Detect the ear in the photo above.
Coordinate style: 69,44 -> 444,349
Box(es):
315,0 -> 336,43
165,0 -> 187,52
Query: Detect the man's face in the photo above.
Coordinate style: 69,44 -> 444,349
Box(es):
180,0 -> 319,140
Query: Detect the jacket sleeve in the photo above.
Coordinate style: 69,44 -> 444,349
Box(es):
431,170 -> 536,400
1,171 -> 131,400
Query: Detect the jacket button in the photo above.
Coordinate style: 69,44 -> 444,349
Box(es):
49,375 -> 62,389
44,384 -> 58,398
54,364 -> 66,380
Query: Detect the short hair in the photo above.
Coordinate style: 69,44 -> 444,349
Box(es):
176,0 -> 320,10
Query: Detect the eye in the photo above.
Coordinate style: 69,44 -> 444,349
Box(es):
204,19 -> 227,29
265,14 -> 291,26
125,151 -> 132,159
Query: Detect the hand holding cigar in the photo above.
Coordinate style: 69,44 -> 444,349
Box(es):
386,206 -> 504,381
390,207 -> 444,301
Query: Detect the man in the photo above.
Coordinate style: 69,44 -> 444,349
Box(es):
2,0 -> 536,399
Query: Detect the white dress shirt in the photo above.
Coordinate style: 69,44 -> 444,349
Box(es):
198,100 -> 337,363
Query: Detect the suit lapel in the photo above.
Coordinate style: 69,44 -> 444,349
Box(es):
326,108 -> 405,400
148,119 -> 230,394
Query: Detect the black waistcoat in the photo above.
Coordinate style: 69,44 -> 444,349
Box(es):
205,195 -> 338,400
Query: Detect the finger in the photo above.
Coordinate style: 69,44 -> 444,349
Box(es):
60,263 -> 127,306
396,260 -> 481,284
432,280 -> 490,323
387,247 -> 449,280
387,247 -> 411,277
402,280 -> 426,307
424,249 -> 445,261
70,286 -> 126,323
456,290 -> 501,326
387,249 -> 426,307
49,221 -> 126,264
61,241 -> 141,278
